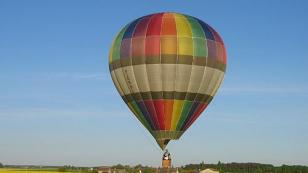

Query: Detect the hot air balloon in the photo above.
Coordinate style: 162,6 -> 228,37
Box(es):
109,12 -> 226,150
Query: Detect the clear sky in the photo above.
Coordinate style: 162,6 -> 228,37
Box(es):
0,0 -> 308,167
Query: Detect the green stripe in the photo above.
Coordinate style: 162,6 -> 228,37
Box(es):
193,38 -> 208,57
176,101 -> 193,130
111,25 -> 129,62
186,16 -> 208,58
186,16 -> 205,38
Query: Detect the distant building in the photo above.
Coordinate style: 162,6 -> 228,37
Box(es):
97,167 -> 112,173
200,168 -> 219,173
97,167 -> 127,173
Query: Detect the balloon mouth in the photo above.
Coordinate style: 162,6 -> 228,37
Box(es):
152,130 -> 184,150
156,139 -> 170,150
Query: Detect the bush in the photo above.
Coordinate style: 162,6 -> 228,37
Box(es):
58,167 -> 67,172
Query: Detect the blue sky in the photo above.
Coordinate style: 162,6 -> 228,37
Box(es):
0,0 -> 308,167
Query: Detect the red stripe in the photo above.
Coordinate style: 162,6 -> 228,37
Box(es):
161,13 -> 177,35
208,24 -> 224,44
222,44 -> 227,64
207,25 -> 227,64
144,100 -> 160,129
133,16 -> 151,37
145,37 -> 160,57
216,43 -> 225,64
153,100 -> 165,130
145,14 -> 163,57
146,13 -> 163,36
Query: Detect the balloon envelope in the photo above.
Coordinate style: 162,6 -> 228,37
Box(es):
109,12 -> 226,150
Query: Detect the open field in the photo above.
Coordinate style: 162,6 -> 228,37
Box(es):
0,169 -> 77,173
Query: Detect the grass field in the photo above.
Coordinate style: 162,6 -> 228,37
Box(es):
0,169 -> 77,173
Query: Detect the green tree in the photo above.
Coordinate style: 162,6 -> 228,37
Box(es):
0,162 -> 3,168
217,161 -> 222,172
143,167 -> 155,173
113,164 -> 125,169
200,161 -> 205,170
134,164 -> 142,171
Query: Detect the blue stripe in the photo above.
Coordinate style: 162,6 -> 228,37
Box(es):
195,18 -> 215,41
123,18 -> 141,39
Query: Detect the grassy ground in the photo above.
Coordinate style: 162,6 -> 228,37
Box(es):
0,169 -> 77,173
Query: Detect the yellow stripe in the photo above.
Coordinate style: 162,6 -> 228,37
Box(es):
174,13 -> 193,56
174,13 -> 192,37
161,37 -> 177,55
171,100 -> 184,130
109,40 -> 115,63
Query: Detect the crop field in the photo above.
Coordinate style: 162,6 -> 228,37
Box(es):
0,169 -> 77,173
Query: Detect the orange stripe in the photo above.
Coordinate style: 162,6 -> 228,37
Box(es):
161,13 -> 177,35
161,13 -> 177,56
164,99 -> 174,130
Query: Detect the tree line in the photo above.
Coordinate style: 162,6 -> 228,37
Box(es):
1,162 -> 308,173
182,162 -> 308,173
